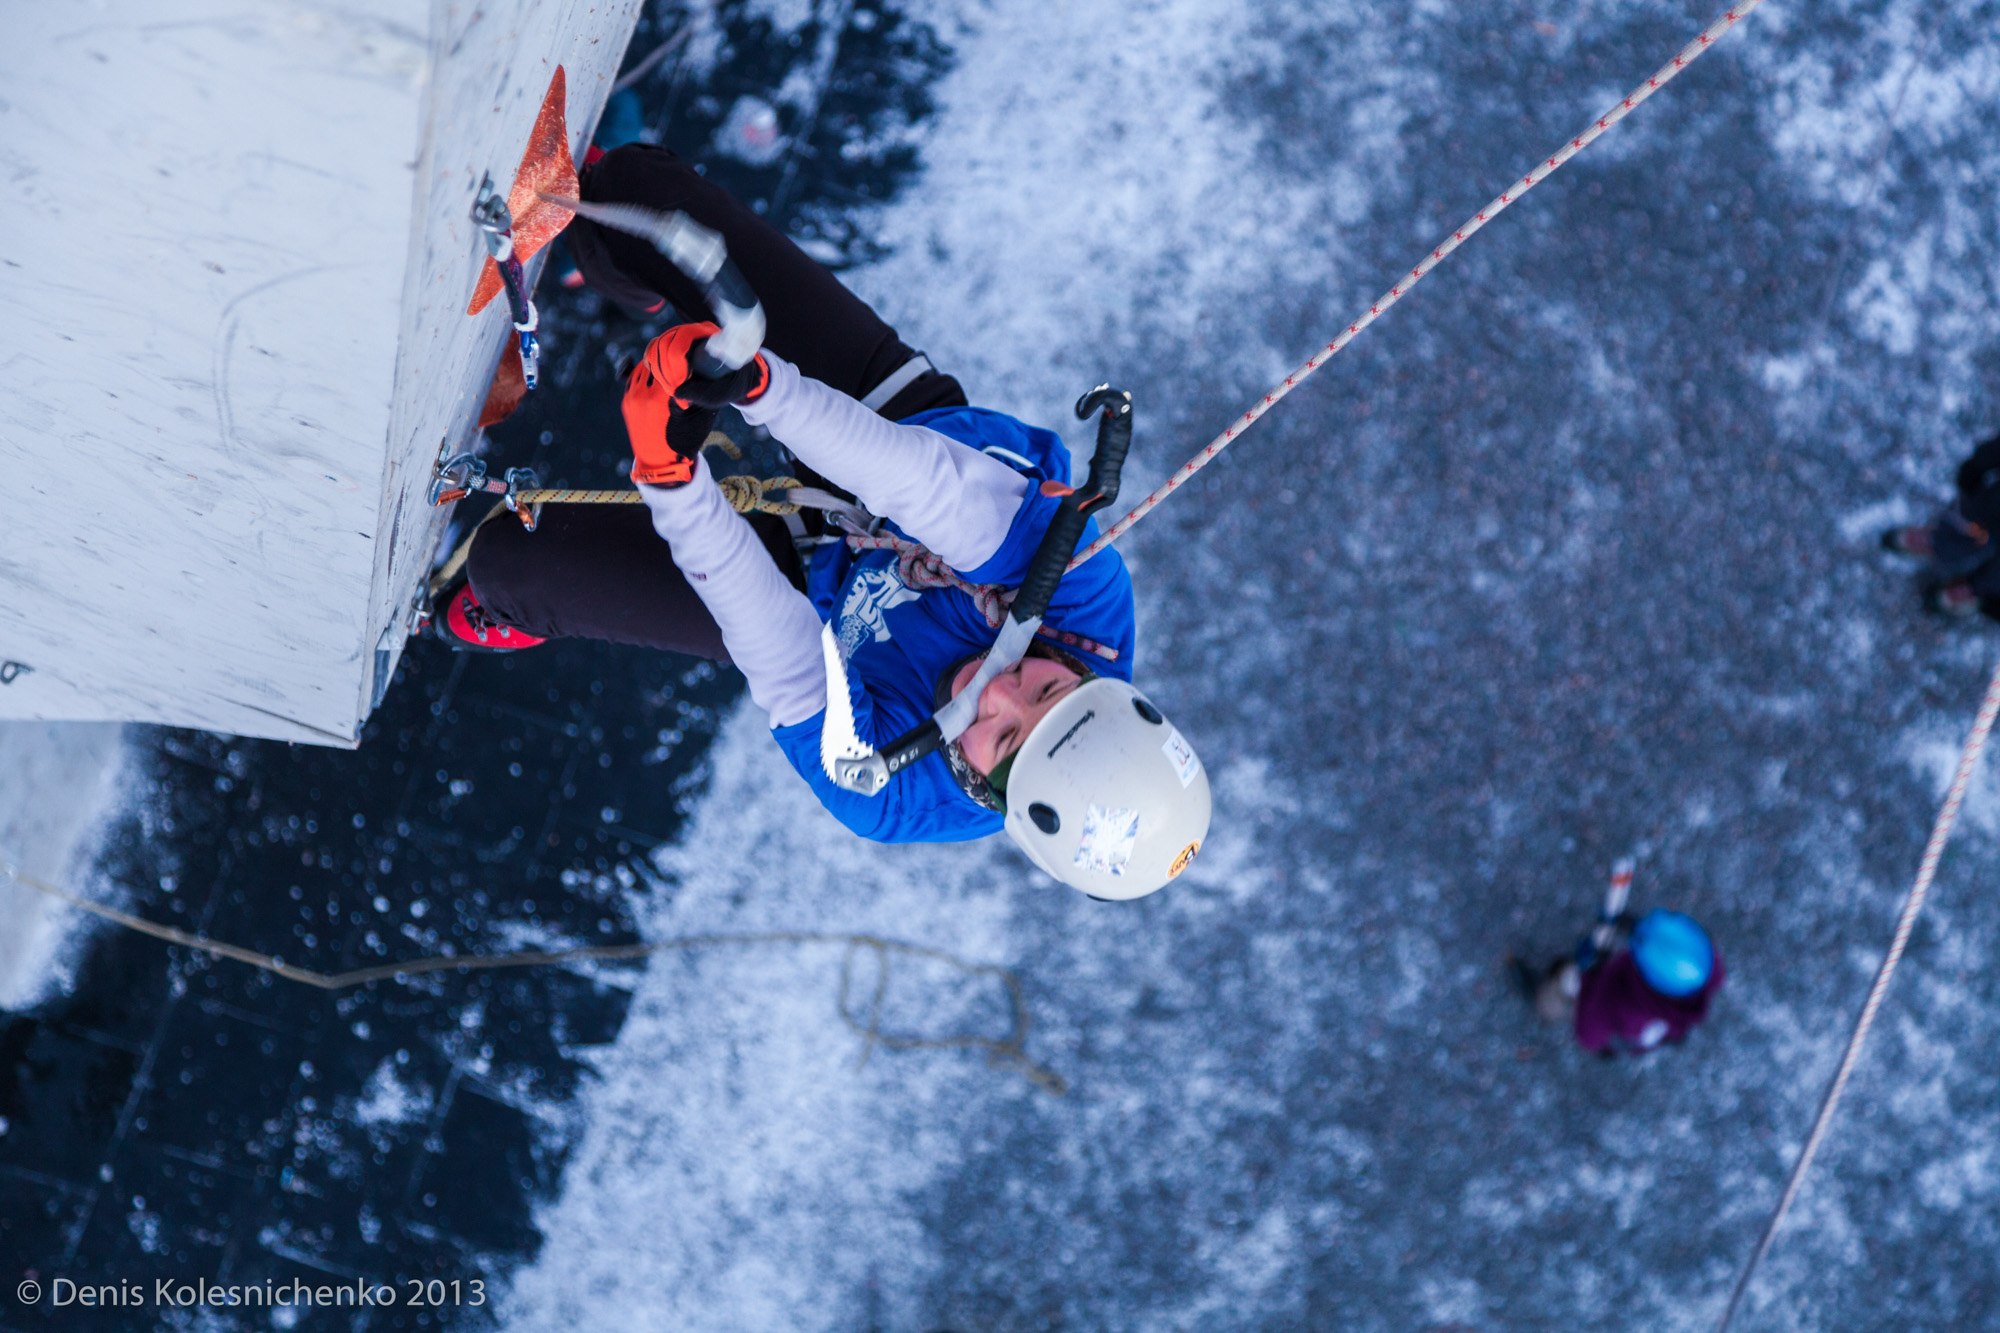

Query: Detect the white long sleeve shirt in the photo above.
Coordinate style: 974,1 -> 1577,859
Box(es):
638,351 -> 1030,729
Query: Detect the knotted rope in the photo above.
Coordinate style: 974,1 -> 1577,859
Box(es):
846,531 -> 1120,663
1068,0 -> 1765,570
850,531 -> 1013,625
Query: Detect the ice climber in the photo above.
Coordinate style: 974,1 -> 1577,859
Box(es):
439,145 -> 1212,898
1882,431 -> 2000,618
1515,903 -> 1725,1057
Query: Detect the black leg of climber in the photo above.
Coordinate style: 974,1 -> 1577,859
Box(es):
465,500 -> 805,659
567,143 -> 968,419
444,145 -> 1211,897
1882,430 -> 2000,619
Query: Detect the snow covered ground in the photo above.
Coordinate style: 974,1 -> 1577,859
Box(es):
0,723 -> 128,1011
502,1 -> 2000,1329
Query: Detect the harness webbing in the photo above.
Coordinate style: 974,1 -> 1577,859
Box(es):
847,531 -> 1120,663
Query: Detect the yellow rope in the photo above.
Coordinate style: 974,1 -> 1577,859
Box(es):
0,858 -> 1064,1094
512,488 -> 644,506
426,451 -> 804,602
506,473 -> 805,516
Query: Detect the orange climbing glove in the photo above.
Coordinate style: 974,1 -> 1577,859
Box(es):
622,342 -> 713,488
624,323 -> 770,487
642,321 -> 771,409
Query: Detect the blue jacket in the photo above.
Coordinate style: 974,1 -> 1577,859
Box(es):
772,406 -> 1136,843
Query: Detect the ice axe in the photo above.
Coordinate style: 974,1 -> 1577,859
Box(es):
823,386 -> 1136,796
1576,857 -> 1636,969
536,192 -> 767,377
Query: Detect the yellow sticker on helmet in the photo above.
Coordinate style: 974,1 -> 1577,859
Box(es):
1168,840 -> 1201,879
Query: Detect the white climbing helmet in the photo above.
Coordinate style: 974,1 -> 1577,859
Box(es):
1001,679 -> 1212,900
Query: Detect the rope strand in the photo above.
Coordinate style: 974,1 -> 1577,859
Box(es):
0,858 -> 1064,1095
1069,0 -> 1764,570
1716,652 -> 2000,1330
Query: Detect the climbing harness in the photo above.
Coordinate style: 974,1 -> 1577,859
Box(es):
471,173 -> 542,391
1066,0 -> 1765,572
1717,654 -> 2000,1330
846,531 -> 1119,664
825,385 -> 1134,796
0,854 -> 1064,1095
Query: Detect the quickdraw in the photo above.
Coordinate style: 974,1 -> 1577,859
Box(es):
428,452 -> 543,529
471,173 -> 542,391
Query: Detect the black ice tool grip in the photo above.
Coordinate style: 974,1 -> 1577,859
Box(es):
832,386 -> 1136,797
1008,385 -> 1134,624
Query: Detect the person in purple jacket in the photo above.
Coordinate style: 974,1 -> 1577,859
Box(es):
1517,908 -> 1725,1056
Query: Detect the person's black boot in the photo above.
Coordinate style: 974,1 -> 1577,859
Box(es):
1926,580 -> 1982,619
1506,955 -> 1540,1003
1882,525 -> 1935,557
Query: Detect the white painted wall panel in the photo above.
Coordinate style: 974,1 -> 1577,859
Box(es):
0,1 -> 642,745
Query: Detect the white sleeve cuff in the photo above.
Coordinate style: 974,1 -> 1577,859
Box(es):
740,352 -> 1029,572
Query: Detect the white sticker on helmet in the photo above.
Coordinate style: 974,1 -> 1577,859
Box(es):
1074,804 -> 1140,876
1162,728 -> 1199,788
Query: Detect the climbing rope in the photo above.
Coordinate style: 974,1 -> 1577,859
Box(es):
0,857 -> 1064,1095
849,531 -> 1119,663
425,461 -> 805,605
851,531 -> 1013,626
1068,0 -> 1765,571
1716,652 -> 2000,1330
499,474 -> 805,515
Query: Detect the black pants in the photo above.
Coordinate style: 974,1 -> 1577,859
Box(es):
469,145 -> 970,662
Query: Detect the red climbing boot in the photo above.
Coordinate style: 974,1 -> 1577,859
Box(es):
437,583 -> 548,651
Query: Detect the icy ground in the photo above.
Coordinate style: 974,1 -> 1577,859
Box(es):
0,724 -> 128,1010
6,0 -> 1997,1328
501,1 -> 2000,1329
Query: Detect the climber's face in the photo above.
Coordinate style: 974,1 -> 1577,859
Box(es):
948,656 -> 1085,777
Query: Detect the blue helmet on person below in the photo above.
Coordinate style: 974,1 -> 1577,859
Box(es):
1631,909 -> 1715,997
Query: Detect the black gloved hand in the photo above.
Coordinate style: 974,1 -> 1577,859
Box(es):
637,322 -> 771,409
623,354 -> 717,489
674,347 -> 771,409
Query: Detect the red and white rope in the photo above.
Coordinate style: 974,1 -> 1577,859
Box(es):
846,533 -> 1120,662
1069,0 -> 1765,570
1717,654 -> 2000,1330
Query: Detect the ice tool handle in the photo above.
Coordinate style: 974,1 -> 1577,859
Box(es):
830,386 -> 1134,797
538,194 -> 767,377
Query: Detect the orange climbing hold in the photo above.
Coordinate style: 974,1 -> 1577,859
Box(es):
466,66 -> 580,316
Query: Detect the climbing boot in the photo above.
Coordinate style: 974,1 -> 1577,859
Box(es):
1881,525 -> 1935,557
1925,581 -> 1981,619
433,583 -> 548,652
